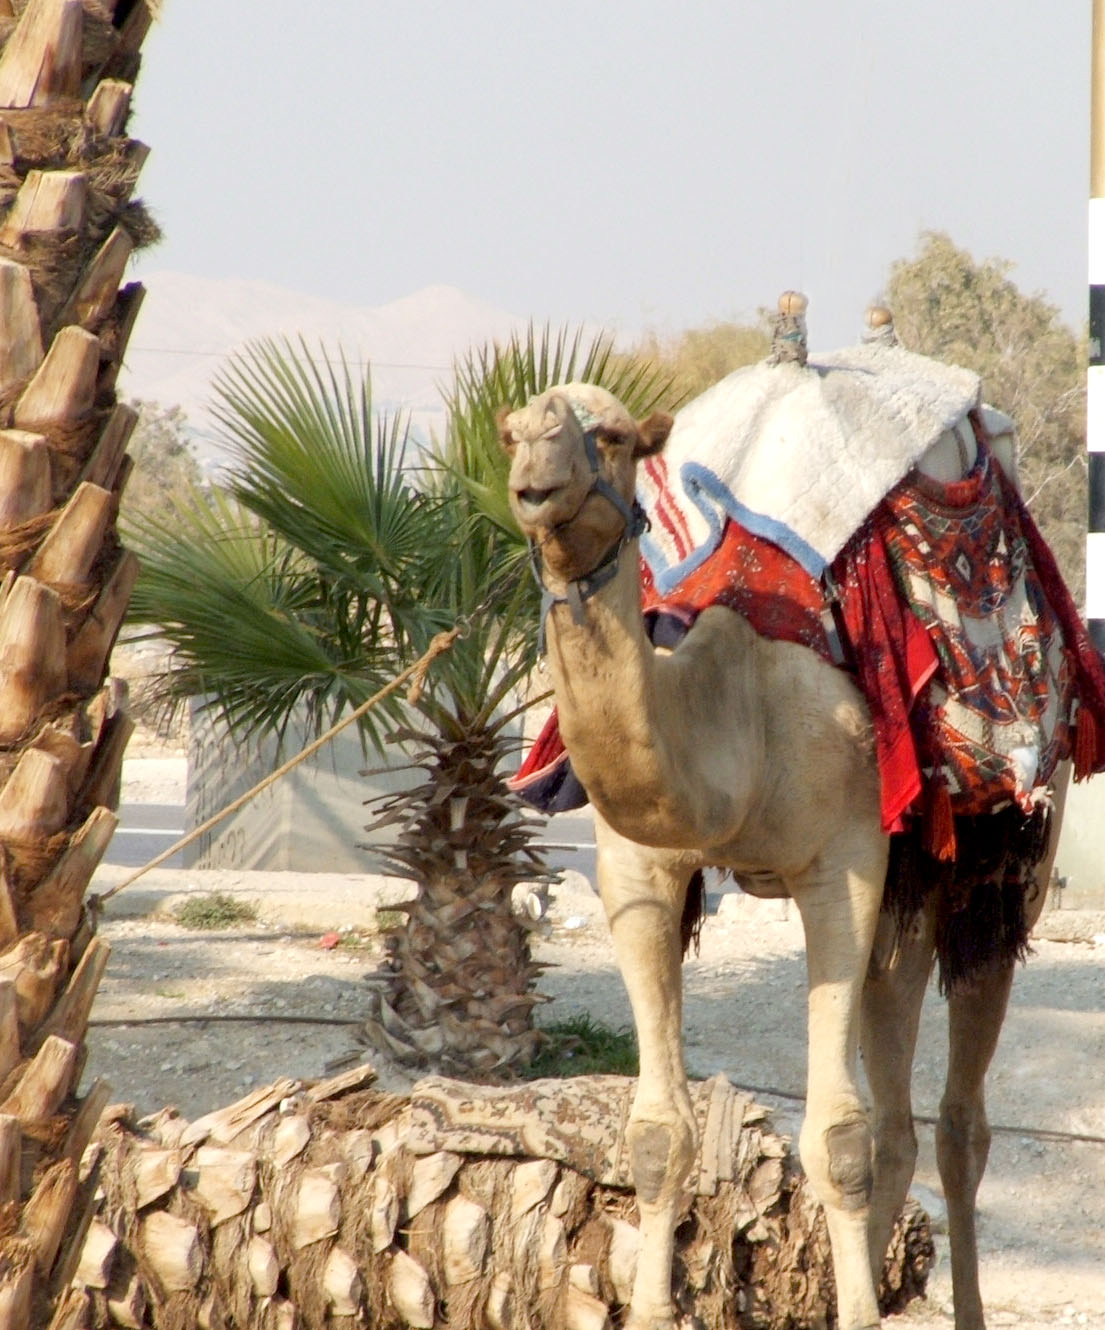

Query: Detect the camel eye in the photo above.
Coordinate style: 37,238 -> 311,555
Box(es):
596,426 -> 630,449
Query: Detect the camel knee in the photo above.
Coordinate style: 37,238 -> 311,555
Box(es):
936,1100 -> 990,1193
627,1113 -> 696,1205
827,1119 -> 875,1211
802,1115 -> 874,1214
873,1111 -> 918,1195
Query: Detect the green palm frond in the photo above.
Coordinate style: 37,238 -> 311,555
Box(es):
213,338 -> 435,594
126,488 -> 405,748
128,327 -> 670,760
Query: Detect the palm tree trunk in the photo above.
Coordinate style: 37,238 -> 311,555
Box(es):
361,726 -> 552,1076
0,3 -> 157,1324
72,1067 -> 932,1329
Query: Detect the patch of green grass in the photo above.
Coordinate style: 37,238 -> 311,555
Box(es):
173,892 -> 258,931
523,1014 -> 639,1079
375,909 -> 405,932
335,929 -> 375,950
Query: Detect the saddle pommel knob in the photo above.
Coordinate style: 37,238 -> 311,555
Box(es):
778,290 -> 809,317
770,291 -> 809,367
863,304 -> 899,346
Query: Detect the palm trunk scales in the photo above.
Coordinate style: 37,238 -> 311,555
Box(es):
75,1067 -> 931,1330
0,2 -> 157,1325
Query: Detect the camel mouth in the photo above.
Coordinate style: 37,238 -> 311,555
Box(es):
513,486 -> 560,514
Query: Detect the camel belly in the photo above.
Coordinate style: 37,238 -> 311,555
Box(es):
731,871 -> 790,900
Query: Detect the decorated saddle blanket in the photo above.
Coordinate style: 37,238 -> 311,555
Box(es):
512,426 -> 1105,866
637,339 -> 981,588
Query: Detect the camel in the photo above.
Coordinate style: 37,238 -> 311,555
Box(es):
498,350 -> 1076,1330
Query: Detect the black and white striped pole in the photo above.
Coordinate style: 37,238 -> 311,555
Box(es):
1090,0 -> 1105,651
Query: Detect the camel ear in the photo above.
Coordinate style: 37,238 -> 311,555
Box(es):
634,411 -> 673,458
496,405 -> 518,454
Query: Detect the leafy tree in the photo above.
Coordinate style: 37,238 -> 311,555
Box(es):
120,400 -> 203,527
127,330 -> 671,1074
885,231 -> 1087,598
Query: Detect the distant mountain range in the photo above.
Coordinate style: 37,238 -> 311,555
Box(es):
117,272 -> 531,464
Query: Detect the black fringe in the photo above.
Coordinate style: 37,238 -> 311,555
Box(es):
885,802 -> 1052,993
681,869 -> 706,958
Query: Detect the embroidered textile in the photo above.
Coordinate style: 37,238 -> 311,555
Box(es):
879,447 -> 1071,815
640,510 -> 830,658
408,1072 -> 766,1197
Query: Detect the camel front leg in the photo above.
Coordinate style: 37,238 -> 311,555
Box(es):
860,906 -> 936,1287
594,817 -> 697,1330
792,832 -> 887,1330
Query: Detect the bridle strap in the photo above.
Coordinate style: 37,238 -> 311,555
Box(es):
528,425 -> 649,653
581,426 -> 640,531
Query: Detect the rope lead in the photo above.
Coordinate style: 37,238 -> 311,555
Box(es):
90,625 -> 463,910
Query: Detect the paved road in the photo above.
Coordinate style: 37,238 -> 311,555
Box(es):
105,803 -> 600,883
104,803 -> 742,918
106,803 -> 186,869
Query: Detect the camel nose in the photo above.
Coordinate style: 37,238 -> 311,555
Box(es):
514,486 -> 557,508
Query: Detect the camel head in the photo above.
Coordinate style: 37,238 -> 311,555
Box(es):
499,383 -> 672,586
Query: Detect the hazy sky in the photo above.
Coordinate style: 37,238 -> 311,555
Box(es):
129,2 -> 1091,349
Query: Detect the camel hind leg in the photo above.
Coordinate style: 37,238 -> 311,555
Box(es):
939,766 -> 1066,1330
592,815 -> 699,1330
937,964 -> 1018,1330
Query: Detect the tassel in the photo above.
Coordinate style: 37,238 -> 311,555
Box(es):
1074,704 -> 1099,782
925,773 -> 957,862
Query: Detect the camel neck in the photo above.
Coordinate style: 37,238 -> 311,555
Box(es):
541,545 -> 726,847
532,501 -> 647,653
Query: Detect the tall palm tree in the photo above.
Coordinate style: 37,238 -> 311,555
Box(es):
0,1 -> 161,1323
128,330 -> 672,1076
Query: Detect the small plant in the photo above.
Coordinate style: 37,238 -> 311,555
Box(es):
523,1013 -> 639,1079
374,909 -> 405,933
336,929 -> 375,950
173,892 -> 258,931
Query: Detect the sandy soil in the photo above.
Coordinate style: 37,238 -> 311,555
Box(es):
80,751 -> 1105,1328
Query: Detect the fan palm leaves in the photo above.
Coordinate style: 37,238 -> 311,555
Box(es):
128,340 -> 449,747
130,327 -> 673,747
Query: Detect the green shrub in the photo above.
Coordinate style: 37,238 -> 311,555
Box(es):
173,892 -> 258,930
